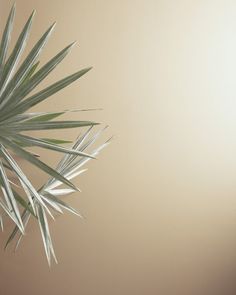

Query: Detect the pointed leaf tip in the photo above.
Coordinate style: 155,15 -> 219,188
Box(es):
31,10 -> 36,17
51,21 -> 57,30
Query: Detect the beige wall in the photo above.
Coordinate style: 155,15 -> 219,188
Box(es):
1,0 -> 236,294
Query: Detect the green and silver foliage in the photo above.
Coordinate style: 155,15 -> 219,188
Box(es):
0,4 -> 109,265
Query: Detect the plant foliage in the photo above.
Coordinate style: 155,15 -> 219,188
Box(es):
0,4 -> 109,265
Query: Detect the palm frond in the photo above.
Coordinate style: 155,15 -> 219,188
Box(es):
6,127 -> 111,265
0,4 -> 16,73
0,4 -> 110,265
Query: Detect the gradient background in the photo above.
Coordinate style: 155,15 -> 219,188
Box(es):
1,0 -> 236,294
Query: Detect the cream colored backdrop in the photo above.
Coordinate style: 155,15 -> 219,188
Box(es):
1,0 -> 236,294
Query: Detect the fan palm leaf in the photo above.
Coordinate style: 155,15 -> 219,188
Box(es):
0,4 -> 109,265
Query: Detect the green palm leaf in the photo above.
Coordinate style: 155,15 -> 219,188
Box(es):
0,22 -> 56,109
0,67 -> 92,121
0,10 -> 35,97
1,42 -> 75,112
0,4 -> 109,266
0,4 -> 16,73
